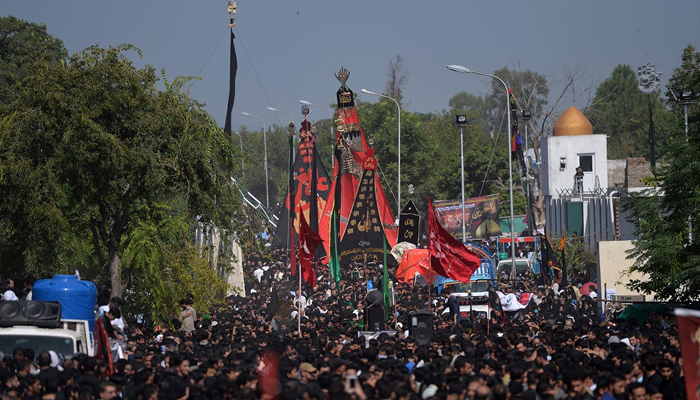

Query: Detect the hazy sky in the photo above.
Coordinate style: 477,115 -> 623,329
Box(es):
5,1 -> 699,129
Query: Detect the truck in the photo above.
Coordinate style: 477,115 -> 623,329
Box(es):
438,241 -> 496,321
0,318 -> 94,358
0,276 -> 99,359
496,236 -> 538,277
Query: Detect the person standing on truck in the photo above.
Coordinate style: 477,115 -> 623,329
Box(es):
179,299 -> 196,334
445,290 -> 461,326
2,279 -> 18,301
99,296 -> 124,332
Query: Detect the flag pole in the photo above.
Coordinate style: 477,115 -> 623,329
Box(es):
298,259 -> 302,337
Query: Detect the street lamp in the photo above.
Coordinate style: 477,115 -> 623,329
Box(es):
520,109 -> 534,236
671,88 -> 695,244
241,112 -> 269,208
447,65 -> 516,276
671,88 -> 693,140
361,89 -> 402,217
299,100 -> 335,168
454,114 -> 475,242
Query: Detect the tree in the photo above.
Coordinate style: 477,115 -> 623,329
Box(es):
0,16 -> 67,104
385,54 -> 410,107
623,45 -> 700,301
586,64 -> 673,159
0,44 -> 245,298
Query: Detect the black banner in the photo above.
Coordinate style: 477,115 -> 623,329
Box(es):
223,30 -> 237,135
338,169 -> 385,267
272,138 -> 331,250
398,199 -> 420,246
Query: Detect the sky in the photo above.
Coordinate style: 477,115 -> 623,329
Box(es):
4,1 -> 700,129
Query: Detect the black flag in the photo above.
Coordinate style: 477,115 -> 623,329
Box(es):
488,288 -> 504,321
223,30 -> 238,135
398,199 -> 420,246
559,238 -> 569,288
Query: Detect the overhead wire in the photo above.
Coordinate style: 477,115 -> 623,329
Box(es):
233,26 -> 282,126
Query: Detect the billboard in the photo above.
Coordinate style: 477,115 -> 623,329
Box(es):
433,195 -> 501,241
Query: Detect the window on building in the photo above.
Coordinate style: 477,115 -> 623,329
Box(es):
579,155 -> 593,172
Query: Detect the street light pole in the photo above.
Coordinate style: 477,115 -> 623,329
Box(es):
460,124 -> 466,241
299,100 -> 335,168
447,65 -> 516,273
361,89 -> 402,217
241,112 -> 269,207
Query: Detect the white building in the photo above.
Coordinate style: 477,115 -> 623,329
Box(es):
540,106 -> 615,247
541,106 -> 608,198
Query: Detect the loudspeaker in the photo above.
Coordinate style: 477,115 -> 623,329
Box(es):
0,301 -> 62,328
410,310 -> 434,345
366,306 -> 385,331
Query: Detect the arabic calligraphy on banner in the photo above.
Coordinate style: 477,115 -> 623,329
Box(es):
339,169 -> 386,266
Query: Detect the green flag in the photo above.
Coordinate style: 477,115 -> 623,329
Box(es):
330,210 -> 341,284
383,238 -> 390,318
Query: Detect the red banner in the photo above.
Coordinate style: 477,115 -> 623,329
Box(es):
675,308 -> 700,400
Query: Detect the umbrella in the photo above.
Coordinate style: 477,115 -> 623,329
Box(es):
579,282 -> 597,296
391,242 -> 417,263
395,249 -> 435,285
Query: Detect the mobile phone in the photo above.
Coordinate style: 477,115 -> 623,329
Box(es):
347,375 -> 357,392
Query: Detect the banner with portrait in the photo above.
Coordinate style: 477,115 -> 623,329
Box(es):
433,195 -> 501,241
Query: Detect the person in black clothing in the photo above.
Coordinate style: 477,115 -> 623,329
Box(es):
445,290 -> 461,326
36,351 -> 59,388
75,357 -> 101,397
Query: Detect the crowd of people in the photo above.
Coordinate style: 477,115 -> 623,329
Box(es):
0,246 -> 687,400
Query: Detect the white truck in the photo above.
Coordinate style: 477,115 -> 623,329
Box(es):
440,280 -> 493,321
0,316 -> 95,358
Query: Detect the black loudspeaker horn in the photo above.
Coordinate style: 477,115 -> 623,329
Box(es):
0,301 -> 62,328
366,306 -> 386,331
410,310 -> 434,346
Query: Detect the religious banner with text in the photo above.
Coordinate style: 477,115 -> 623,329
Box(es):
433,194 -> 501,241
338,150 -> 387,267
272,134 -> 331,249
398,199 -> 420,246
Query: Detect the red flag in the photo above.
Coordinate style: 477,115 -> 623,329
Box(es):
428,198 -> 481,282
290,223 -> 297,276
299,212 -> 321,288
258,350 -> 281,400
675,308 -> 700,400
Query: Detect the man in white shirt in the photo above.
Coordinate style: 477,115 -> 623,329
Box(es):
254,267 -> 264,282
99,297 -> 125,332
2,279 -> 18,301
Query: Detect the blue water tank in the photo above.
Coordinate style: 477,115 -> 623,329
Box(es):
33,275 -> 97,332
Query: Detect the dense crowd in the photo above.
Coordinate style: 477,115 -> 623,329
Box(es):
0,245 -> 686,400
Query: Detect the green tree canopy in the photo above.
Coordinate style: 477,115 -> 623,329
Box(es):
624,45 -> 700,301
586,64 -> 674,159
0,16 -> 67,104
0,43 -> 245,307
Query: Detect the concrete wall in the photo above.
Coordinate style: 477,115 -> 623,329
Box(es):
607,160 -> 627,188
541,135 -> 608,199
546,197 -> 615,249
597,240 -> 653,300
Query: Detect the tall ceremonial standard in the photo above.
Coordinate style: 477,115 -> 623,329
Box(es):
271,120 -> 331,251
319,68 -> 398,273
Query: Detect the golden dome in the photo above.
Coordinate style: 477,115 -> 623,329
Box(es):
553,106 -> 593,136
